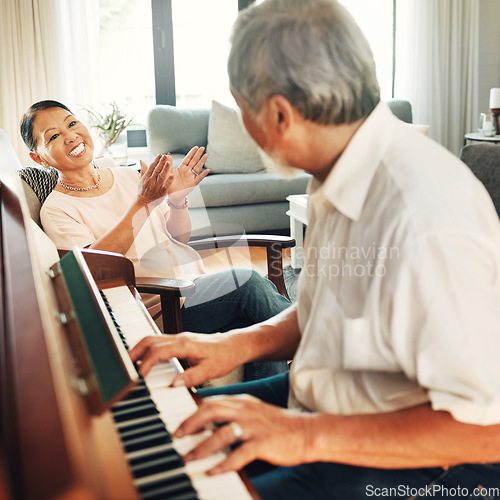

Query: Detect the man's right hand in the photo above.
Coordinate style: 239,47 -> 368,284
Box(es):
129,332 -> 242,388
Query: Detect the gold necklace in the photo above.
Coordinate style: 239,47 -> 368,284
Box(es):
58,166 -> 102,192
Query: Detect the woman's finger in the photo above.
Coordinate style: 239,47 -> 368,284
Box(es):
191,152 -> 209,172
193,168 -> 210,184
182,146 -> 206,169
151,154 -> 169,178
140,160 -> 148,177
143,154 -> 162,179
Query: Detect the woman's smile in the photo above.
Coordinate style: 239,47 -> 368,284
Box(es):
69,142 -> 85,157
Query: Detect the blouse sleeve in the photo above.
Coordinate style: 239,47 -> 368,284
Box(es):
40,202 -> 96,250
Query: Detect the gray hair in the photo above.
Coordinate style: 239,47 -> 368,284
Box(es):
228,0 -> 380,125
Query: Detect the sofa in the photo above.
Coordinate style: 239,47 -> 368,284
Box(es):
146,99 -> 413,239
459,143 -> 500,217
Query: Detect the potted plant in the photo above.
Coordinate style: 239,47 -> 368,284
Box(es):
83,102 -> 135,160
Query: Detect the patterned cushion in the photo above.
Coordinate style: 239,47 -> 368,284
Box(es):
18,166 -> 58,205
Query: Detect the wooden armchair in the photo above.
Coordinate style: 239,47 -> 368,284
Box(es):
18,164 -> 295,333
58,247 -> 195,334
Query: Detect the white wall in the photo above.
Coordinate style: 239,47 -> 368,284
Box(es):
478,0 -> 500,114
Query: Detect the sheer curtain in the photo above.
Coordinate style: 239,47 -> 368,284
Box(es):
0,0 -> 99,164
394,0 -> 479,156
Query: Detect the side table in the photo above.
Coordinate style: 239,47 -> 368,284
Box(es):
286,194 -> 308,269
464,132 -> 500,146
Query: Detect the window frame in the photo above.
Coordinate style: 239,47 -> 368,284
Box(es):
151,0 -> 255,106
151,0 -> 395,106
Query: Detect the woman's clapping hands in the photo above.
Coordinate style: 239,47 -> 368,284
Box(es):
137,154 -> 174,207
137,147 -> 209,207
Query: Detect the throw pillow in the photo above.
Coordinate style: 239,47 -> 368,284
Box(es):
406,123 -> 430,135
205,100 -> 266,174
147,105 -> 210,155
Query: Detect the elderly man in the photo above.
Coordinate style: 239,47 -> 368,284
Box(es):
130,0 -> 500,498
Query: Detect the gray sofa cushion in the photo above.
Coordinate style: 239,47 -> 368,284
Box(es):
188,172 -> 311,208
147,106 -> 210,155
387,99 -> 413,123
460,143 -> 500,217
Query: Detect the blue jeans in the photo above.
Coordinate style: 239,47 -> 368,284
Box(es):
199,374 -> 500,500
180,268 -> 290,381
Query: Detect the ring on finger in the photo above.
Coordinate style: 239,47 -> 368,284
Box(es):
191,167 -> 201,176
229,421 -> 244,443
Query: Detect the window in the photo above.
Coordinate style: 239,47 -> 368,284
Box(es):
171,0 -> 238,108
338,0 -> 394,99
96,0 -> 394,118
97,0 -> 155,123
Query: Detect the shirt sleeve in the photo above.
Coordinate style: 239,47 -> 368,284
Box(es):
41,201 -> 96,250
386,231 -> 500,425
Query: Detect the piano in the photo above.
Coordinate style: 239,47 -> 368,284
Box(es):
0,130 -> 257,500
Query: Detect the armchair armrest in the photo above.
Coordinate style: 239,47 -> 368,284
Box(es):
65,248 -> 195,334
135,278 -> 195,334
189,234 -> 295,299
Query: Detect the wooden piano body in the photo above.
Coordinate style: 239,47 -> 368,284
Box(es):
0,131 -> 140,499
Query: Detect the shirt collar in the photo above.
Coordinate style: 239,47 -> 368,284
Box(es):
309,101 -> 397,221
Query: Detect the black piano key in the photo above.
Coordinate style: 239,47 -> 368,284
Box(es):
138,473 -> 198,500
122,386 -> 150,401
123,431 -> 172,453
113,395 -> 152,410
119,419 -> 166,440
116,415 -> 160,431
112,402 -> 159,423
130,448 -> 185,479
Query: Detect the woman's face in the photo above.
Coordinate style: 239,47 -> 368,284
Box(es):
31,107 -> 94,171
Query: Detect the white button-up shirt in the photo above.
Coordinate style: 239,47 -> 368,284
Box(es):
289,102 -> 500,425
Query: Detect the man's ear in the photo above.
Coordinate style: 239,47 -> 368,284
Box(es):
266,95 -> 296,136
29,152 -> 45,166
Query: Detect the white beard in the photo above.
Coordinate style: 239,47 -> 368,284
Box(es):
257,147 -> 304,178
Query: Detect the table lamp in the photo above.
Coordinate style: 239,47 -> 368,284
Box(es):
490,88 -> 500,135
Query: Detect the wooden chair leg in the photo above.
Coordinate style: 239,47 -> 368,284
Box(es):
160,293 -> 183,334
267,243 -> 290,301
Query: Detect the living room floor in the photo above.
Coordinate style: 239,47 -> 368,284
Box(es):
199,245 -> 300,302
198,246 -> 292,276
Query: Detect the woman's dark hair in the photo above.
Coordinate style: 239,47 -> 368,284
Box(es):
20,100 -> 73,152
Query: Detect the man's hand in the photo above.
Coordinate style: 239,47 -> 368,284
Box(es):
174,394 -> 311,474
129,332 -> 242,388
